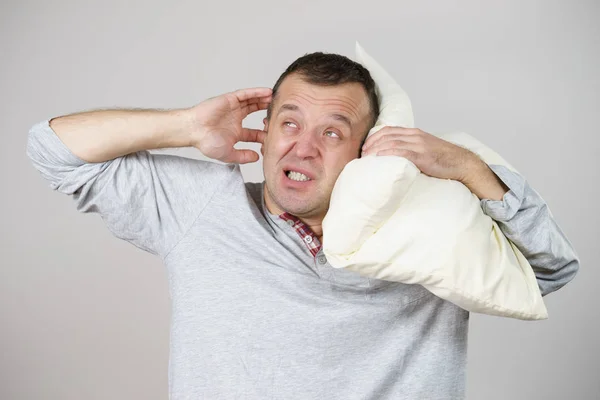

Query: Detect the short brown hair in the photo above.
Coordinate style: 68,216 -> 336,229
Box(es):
266,52 -> 379,137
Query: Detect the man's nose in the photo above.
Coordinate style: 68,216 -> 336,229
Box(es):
292,131 -> 319,159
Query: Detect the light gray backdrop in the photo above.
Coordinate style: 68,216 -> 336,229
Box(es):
1,0 -> 598,399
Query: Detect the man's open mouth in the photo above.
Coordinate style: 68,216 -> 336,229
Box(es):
285,170 -> 312,182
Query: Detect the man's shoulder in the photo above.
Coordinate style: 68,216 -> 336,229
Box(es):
137,153 -> 248,204
244,180 -> 264,205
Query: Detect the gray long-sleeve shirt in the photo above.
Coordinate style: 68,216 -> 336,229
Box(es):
26,120 -> 579,399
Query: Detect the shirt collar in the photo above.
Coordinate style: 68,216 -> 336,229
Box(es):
259,183 -> 323,257
278,213 -> 322,257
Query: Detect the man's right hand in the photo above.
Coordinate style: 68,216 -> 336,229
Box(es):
48,87 -> 273,164
190,88 -> 272,164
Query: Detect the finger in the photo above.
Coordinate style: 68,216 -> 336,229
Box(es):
228,149 -> 260,164
362,134 -> 391,152
240,94 -> 272,106
240,128 -> 267,144
367,134 -> 422,152
241,103 -> 261,116
363,139 -> 414,156
233,87 -> 273,103
362,130 -> 385,149
362,126 -> 397,149
238,98 -> 272,112
375,148 -> 419,161
240,99 -> 271,116
363,127 -> 419,149
375,126 -> 418,135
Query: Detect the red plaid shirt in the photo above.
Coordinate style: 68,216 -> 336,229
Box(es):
278,212 -> 322,257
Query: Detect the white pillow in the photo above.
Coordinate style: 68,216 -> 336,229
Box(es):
321,42 -> 547,320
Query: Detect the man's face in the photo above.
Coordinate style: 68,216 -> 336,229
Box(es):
262,74 -> 372,220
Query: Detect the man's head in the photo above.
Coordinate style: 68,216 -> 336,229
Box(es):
261,52 -> 380,224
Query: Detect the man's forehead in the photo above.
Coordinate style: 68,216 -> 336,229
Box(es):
278,103 -> 354,129
274,75 -> 371,123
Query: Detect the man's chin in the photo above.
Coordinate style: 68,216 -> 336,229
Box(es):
275,195 -> 323,217
265,180 -> 326,217
278,201 -> 314,216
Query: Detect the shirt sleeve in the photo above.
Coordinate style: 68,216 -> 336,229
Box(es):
480,164 -> 580,296
26,119 -> 237,259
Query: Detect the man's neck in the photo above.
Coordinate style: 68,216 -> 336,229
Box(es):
300,217 -> 323,241
282,212 -> 324,241
263,188 -> 324,240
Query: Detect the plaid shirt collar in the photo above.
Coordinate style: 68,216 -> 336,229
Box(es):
278,212 -> 322,257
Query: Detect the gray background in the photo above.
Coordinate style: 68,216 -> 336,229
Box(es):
1,0 -> 598,399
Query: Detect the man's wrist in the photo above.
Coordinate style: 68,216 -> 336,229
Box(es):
160,108 -> 197,148
460,156 -> 509,201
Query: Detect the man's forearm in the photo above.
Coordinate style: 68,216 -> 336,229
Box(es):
49,108 -> 196,163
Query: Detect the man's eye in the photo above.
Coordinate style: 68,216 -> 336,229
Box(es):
284,121 -> 297,128
325,131 -> 340,139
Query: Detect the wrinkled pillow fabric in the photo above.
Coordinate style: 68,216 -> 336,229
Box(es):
321,42 -> 547,320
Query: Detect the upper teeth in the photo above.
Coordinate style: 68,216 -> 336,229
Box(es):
287,171 -> 310,181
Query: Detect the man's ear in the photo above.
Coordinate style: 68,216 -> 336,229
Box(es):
261,118 -> 269,157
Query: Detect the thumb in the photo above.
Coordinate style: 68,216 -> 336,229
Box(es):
228,149 -> 260,164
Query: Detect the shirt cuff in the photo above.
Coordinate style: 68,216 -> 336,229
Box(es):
479,164 -> 526,222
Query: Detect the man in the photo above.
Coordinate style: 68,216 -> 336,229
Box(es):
27,52 -> 579,399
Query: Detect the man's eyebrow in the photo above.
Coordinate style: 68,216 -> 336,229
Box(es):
277,103 -> 353,129
277,103 -> 301,115
329,113 -> 353,130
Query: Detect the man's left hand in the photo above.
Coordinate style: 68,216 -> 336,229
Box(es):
361,126 -> 509,200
